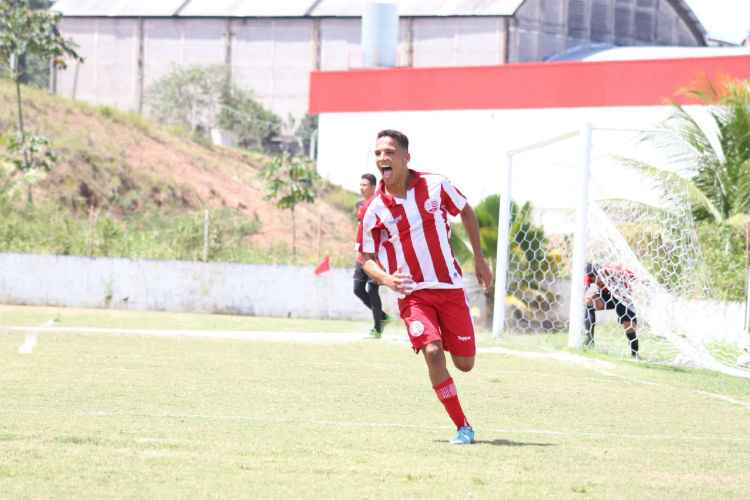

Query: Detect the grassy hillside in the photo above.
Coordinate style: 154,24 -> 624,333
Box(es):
0,80 -> 358,266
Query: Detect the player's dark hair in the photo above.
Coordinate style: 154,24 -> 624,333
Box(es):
361,173 -> 376,186
377,129 -> 409,151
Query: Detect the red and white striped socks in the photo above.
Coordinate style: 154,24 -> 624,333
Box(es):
433,377 -> 469,429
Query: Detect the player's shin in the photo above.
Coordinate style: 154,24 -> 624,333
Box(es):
433,377 -> 469,430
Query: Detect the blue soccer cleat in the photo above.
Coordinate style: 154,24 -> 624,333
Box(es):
450,425 -> 475,445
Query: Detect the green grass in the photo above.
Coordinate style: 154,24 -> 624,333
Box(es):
1,305 -> 749,499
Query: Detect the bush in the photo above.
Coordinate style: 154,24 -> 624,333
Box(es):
697,222 -> 747,301
146,65 -> 282,153
0,195 -> 263,263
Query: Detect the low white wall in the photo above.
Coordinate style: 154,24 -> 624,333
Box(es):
0,253 -> 487,321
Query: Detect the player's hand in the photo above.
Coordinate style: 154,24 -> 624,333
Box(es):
474,255 -> 493,291
389,267 -> 415,296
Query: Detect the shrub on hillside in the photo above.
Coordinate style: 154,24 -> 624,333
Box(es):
145,65 -> 281,153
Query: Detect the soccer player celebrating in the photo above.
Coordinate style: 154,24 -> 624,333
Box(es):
357,129 -> 492,444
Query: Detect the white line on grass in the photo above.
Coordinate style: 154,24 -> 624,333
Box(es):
5,324 -> 749,414
479,346 -> 617,370
697,391 -> 750,411
3,325 -> 365,344
16,319 -> 58,354
2,407 -> 749,443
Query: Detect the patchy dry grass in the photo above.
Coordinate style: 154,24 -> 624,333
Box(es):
1,304 -> 749,499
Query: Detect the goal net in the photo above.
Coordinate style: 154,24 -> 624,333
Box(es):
493,126 -> 750,378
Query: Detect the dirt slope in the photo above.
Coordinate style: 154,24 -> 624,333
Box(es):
0,82 -> 357,262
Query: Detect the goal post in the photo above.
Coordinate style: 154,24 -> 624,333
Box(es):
491,153 -> 513,338
492,125 -> 750,378
567,124 -> 592,349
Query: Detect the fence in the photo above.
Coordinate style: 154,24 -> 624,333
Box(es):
0,252 -> 487,323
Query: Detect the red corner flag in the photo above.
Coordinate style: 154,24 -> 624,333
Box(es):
314,255 -> 331,276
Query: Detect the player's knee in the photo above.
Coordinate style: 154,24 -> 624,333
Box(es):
453,357 -> 474,372
422,342 -> 444,364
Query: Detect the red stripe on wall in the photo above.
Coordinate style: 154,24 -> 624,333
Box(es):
309,55 -> 750,113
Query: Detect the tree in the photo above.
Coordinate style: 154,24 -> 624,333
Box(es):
451,195 -> 561,328
631,78 -> 750,226
146,64 -> 281,151
294,114 -> 319,158
624,78 -> 750,300
0,0 -> 82,203
260,154 -> 319,258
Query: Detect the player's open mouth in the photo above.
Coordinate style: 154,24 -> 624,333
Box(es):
379,166 -> 393,180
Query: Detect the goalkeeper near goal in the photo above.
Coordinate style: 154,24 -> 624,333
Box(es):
583,263 -> 639,358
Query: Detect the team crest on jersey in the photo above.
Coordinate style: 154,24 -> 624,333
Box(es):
409,320 -> 425,337
423,198 -> 440,213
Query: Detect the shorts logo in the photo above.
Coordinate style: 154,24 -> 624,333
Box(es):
409,320 -> 425,337
457,336 -> 471,342
423,198 -> 440,213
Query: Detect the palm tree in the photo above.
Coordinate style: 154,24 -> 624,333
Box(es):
621,78 -> 750,300
631,78 -> 750,227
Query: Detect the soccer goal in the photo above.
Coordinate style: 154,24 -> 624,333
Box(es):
492,124 -> 750,378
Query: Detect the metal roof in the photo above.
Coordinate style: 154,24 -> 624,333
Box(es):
310,0 -> 526,17
547,44 -> 750,62
50,0 -> 708,45
53,0 -> 527,17
178,0 -> 318,17
51,0 -> 187,17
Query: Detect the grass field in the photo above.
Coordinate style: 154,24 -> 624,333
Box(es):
1,305 -> 749,499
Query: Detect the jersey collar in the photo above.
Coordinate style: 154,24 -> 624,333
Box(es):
377,169 -> 422,207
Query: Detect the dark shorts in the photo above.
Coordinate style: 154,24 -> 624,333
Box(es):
353,263 -> 374,283
599,289 -> 637,325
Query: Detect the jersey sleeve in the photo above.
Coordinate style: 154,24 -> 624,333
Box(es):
440,178 -> 468,216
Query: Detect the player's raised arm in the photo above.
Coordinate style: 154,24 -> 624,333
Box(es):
459,203 -> 492,291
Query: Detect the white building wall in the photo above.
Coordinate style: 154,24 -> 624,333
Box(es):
229,19 -> 315,120
316,105 -> 700,206
54,7 -> 703,119
320,18 -> 360,70
412,17 -> 504,66
57,18 -> 140,110
143,18 -> 226,91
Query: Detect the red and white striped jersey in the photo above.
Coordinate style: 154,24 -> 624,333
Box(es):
358,170 -> 467,290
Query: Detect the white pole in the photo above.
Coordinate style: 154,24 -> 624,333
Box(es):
568,124 -> 592,348
492,153 -> 513,338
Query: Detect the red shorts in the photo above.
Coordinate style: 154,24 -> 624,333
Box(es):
397,288 -> 476,357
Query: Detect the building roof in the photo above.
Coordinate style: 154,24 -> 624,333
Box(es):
51,0 -> 707,44
51,0 -> 526,18
546,44 -> 750,62
51,0 -> 187,17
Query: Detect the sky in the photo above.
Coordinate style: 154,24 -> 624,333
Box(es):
684,0 -> 750,44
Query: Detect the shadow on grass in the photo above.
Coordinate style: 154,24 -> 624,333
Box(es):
477,439 -> 556,447
433,439 -> 556,447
